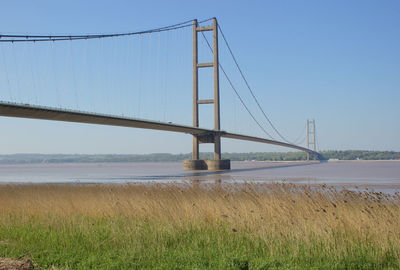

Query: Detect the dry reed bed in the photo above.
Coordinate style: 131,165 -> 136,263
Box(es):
1,182 -> 399,248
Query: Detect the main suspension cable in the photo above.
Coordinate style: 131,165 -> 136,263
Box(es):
296,135 -> 307,146
218,23 -> 298,145
292,123 -> 307,145
0,18 -> 213,43
200,32 -> 274,139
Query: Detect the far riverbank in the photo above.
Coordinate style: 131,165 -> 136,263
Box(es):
0,150 -> 399,164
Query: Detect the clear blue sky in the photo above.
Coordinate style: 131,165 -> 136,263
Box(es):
0,0 -> 399,154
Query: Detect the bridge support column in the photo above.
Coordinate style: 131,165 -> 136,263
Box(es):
192,18 -> 200,161
306,119 -> 317,160
184,18 -> 230,171
183,159 -> 230,171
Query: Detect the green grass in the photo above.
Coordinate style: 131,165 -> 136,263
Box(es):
1,215 -> 398,270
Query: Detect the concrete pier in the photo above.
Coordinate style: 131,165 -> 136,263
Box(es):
183,159 -> 231,171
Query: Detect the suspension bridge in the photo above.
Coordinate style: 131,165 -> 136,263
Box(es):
0,18 -> 320,170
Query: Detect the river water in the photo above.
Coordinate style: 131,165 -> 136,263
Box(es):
0,160 -> 399,192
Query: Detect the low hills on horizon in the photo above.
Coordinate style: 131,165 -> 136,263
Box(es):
0,150 -> 399,164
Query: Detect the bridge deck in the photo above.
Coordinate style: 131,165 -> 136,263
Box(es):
0,101 -> 317,155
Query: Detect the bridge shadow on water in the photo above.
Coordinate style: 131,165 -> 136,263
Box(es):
134,161 -> 322,181
185,161 -> 322,178
73,161 -> 324,183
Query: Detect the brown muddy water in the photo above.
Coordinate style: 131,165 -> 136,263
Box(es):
0,160 -> 399,193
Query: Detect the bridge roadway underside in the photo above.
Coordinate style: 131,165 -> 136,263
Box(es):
0,102 -> 319,169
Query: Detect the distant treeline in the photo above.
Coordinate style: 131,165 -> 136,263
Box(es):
0,150 -> 399,164
221,151 -> 400,161
319,150 -> 400,161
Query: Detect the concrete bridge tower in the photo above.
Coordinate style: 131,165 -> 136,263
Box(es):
306,119 -> 317,160
183,18 -> 231,170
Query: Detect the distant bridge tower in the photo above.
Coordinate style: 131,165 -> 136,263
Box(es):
306,119 -> 317,160
184,18 -> 230,171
